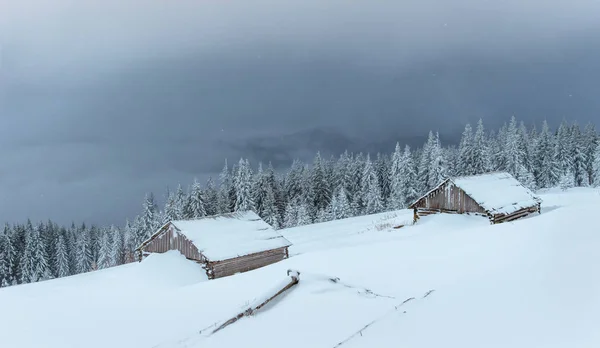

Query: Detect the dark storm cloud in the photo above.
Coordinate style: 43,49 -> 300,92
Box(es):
1,0 -> 600,225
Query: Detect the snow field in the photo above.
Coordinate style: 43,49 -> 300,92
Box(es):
0,188 -> 598,348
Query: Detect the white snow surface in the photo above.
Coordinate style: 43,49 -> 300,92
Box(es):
169,211 -> 291,260
1,188 -> 599,348
452,172 -> 542,215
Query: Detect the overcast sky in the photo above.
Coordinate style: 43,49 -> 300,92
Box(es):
1,0 -> 600,226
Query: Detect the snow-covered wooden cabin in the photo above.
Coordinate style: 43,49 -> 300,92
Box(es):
409,172 -> 542,224
135,211 -> 292,279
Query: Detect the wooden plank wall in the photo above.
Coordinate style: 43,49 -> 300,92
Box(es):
207,247 -> 289,279
413,182 -> 487,215
143,224 -> 204,262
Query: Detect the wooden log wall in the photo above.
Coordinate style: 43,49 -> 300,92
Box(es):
413,182 -> 487,215
142,224 -> 204,262
492,204 -> 540,224
207,247 -> 289,279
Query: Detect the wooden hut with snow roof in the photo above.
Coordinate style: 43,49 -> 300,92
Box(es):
135,211 -> 292,279
409,172 -> 542,224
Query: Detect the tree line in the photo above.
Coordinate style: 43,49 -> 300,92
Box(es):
1,117 -> 599,287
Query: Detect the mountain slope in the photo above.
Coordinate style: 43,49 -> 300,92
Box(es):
0,188 -> 599,348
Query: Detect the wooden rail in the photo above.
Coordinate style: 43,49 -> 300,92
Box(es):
209,269 -> 300,335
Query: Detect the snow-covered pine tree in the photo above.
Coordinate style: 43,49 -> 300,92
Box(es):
445,146 -> 459,178
471,118 -> 488,175
43,220 -> 58,278
32,224 -> 52,282
18,224 -> 34,284
284,159 -> 305,204
203,177 -> 219,216
185,178 -> 207,219
217,160 -> 234,214
75,227 -> 93,274
457,123 -> 474,176
555,121 -> 573,176
428,132 -> 447,189
570,124 -> 589,187
234,158 -> 255,212
534,120 -> 559,188
503,116 -> 523,177
348,153 -> 365,215
388,143 -> 405,210
261,185 -> 281,229
296,200 -> 312,226
97,228 -> 112,270
375,153 -> 391,206
55,234 -> 70,278
138,193 -> 159,247
308,152 -> 332,219
593,145 -> 600,187
283,200 -> 298,228
559,170 -> 575,191
0,230 -> 14,287
418,131 -> 435,192
361,154 -> 384,215
399,145 -> 420,207
329,185 -> 352,220
109,226 -> 124,267
163,191 -> 179,224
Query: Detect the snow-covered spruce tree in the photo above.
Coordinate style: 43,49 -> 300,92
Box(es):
361,154 -> 384,215
399,145 -> 420,207
233,158 -> 255,212
31,224 -> 51,282
418,131 -> 435,192
217,160 -> 234,214
375,153 -> 391,206
308,152 -> 332,219
261,185 -> 281,229
163,189 -> 182,224
534,120 -> 560,188
55,234 -> 70,278
502,116 -> 523,177
97,228 -> 112,270
0,231 -> 15,287
283,200 -> 298,228
559,170 -> 575,191
329,185 -> 352,220
471,119 -> 488,175
109,226 -> 124,267
388,143 -> 405,210
347,153 -> 365,215
284,159 -> 305,204
445,146 -> 459,178
583,123 -> 599,185
203,177 -> 219,216
296,200 -> 312,226
185,178 -> 207,219
570,124 -> 589,187
75,227 -> 93,274
555,121 -> 573,176
593,146 -> 600,187
18,228 -> 34,284
333,151 -> 351,192
138,193 -> 159,247
457,123 -> 474,176
428,132 -> 447,189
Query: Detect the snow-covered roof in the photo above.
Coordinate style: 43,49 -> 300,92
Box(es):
451,172 -> 541,215
169,211 -> 292,261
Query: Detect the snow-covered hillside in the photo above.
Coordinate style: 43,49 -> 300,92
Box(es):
1,188 -> 599,348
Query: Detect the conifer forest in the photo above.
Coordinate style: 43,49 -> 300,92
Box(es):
1,117 -> 599,287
